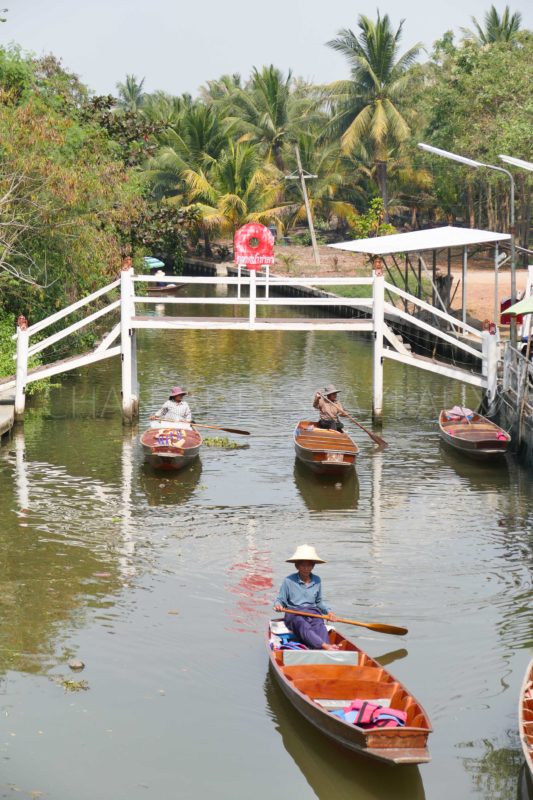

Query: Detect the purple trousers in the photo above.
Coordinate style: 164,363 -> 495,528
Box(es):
284,606 -> 329,649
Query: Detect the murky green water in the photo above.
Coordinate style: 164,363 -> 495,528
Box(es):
1,291 -> 532,800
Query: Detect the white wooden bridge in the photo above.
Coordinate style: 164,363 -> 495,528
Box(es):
4,243 -> 500,424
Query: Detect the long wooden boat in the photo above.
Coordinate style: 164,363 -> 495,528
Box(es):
438,408 -> 511,460
140,422 -> 202,470
519,658 -> 533,782
267,619 -> 432,765
294,421 -> 358,476
146,282 -> 185,295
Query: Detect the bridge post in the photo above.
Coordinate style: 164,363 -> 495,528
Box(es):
249,269 -> 257,327
14,315 -> 29,420
482,328 -> 498,407
120,260 -> 137,425
372,260 -> 384,421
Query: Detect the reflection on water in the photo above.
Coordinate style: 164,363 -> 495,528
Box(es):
293,459 -> 359,511
439,443 -> 511,489
139,458 -> 203,506
0,300 -> 532,799
265,673 -> 425,800
518,761 -> 533,800
375,648 -> 409,668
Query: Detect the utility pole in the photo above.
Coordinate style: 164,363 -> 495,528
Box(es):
285,145 -> 320,267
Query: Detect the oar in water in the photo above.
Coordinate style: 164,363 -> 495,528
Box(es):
281,607 -> 407,636
345,413 -> 388,449
191,421 -> 250,436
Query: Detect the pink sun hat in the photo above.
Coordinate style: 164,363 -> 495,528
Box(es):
169,386 -> 187,397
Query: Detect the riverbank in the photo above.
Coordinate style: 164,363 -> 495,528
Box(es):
0,387 -> 14,442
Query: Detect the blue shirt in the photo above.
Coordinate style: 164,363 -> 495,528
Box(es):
275,572 -> 329,614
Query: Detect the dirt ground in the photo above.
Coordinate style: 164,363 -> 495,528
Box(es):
270,242 -> 529,324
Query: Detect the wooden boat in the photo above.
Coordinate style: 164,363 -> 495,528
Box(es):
267,620 -> 432,765
438,407 -> 511,460
519,658 -> 533,782
294,421 -> 358,476
146,282 -> 185,295
140,422 -> 202,470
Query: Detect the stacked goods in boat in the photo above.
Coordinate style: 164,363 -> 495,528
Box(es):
140,422 -> 202,470
438,407 -> 511,460
267,619 -> 432,765
294,421 -> 358,476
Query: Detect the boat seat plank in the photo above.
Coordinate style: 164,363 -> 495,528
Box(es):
282,650 -> 359,666
282,665 -> 384,682
292,678 -> 400,702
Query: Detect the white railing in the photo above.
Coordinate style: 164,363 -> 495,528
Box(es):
10,265 -> 498,423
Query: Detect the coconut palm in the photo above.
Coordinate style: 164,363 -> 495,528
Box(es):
116,74 -> 145,112
174,141 -> 289,249
325,12 -> 422,220
465,5 -> 522,43
225,66 -> 313,171
145,104 -> 228,202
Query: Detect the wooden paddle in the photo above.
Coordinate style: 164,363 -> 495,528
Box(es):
191,421 -> 250,436
345,413 -> 388,449
281,608 -> 407,636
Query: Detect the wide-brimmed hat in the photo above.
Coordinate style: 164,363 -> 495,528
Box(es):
286,545 -> 326,564
169,386 -> 187,397
322,384 -> 340,397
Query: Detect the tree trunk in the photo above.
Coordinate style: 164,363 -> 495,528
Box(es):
203,227 -> 213,258
466,183 -> 475,228
375,160 -> 389,222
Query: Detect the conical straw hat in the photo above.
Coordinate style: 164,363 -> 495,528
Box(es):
286,545 -> 326,564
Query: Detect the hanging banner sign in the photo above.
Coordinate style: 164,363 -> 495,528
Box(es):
234,223 -> 275,270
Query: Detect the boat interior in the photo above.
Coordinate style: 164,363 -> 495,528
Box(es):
270,622 -> 429,731
439,412 -> 510,442
295,421 -> 358,454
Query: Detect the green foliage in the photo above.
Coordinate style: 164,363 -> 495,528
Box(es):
0,46 -> 33,103
348,199 -> 395,239
0,313 -> 50,394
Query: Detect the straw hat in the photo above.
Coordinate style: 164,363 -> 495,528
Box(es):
286,545 -> 326,564
169,386 -> 187,397
322,384 -> 340,397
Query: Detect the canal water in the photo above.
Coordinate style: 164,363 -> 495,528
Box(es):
0,293 -> 532,800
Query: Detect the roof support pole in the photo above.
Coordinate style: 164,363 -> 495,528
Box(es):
372,260 -> 384,421
482,329 -> 498,408
462,246 -> 468,327
494,243 -> 499,330
120,260 -> 136,425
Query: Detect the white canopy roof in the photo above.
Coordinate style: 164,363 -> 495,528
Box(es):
329,226 -> 511,256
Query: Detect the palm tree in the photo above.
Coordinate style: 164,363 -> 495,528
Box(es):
465,5 -> 522,43
225,66 -> 311,171
326,12 -> 422,220
116,74 -> 145,112
176,141 -> 288,247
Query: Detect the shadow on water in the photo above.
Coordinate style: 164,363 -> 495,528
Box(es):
292,460 -> 359,511
518,761 -> 533,800
139,458 -> 203,506
374,648 -> 409,668
264,672 -> 425,800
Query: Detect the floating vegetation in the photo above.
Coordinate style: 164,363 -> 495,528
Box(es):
53,676 -> 90,692
203,436 -> 245,449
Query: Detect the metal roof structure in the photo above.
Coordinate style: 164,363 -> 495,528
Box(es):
329,226 -> 511,256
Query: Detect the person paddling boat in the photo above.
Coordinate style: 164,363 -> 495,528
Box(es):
150,386 -> 191,424
313,384 -> 348,432
274,545 -> 339,650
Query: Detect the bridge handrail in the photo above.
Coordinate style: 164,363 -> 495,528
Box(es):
133,274 -> 373,287
383,281 -> 482,339
383,301 -> 483,360
27,299 -> 121,358
13,278 -> 121,339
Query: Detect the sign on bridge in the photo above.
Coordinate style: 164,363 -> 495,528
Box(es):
234,223 -> 275,270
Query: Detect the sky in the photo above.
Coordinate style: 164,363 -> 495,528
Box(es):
5,0 -> 533,97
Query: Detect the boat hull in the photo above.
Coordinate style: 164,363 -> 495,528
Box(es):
293,421 -> 358,476
519,658 -> 533,782
438,410 -> 511,460
267,622 -> 431,765
140,424 -> 202,471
